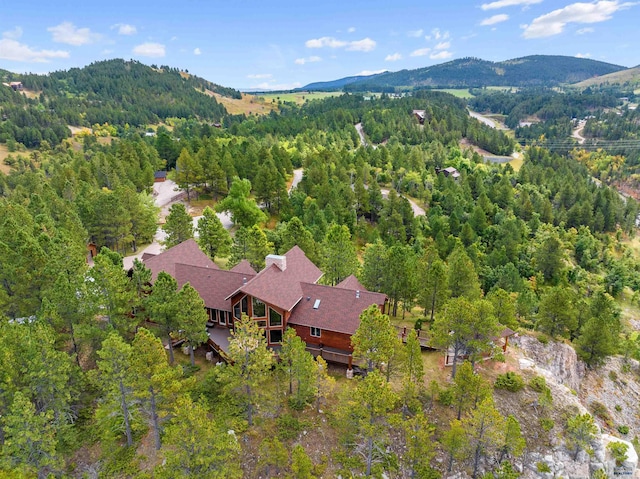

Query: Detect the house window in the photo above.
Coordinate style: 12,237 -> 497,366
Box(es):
269,329 -> 283,344
233,296 -> 248,320
252,298 -> 266,318
219,311 -> 227,326
256,320 -> 267,328
269,308 -> 282,327
310,327 -> 321,338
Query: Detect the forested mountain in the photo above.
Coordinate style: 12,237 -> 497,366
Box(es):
299,72 -> 388,91
338,55 -> 625,91
0,59 -> 239,147
573,65 -> 640,89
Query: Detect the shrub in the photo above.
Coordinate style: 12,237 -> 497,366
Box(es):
494,372 -> 524,392
618,425 -> 630,435
609,370 -> 618,382
438,388 -> 454,406
615,405 -> 622,412
529,375 -> 547,392
590,401 -> 613,426
537,335 -> 549,345
536,462 -> 551,473
414,318 -> 424,330
276,413 -> 306,441
540,417 -> 554,432
607,441 -> 629,466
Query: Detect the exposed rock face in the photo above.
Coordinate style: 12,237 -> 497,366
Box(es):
513,335 -> 585,391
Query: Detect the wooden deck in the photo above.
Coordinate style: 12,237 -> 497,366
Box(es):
395,326 -> 435,350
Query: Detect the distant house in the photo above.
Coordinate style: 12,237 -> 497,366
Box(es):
143,241 -> 387,369
438,166 -> 461,179
444,328 -> 516,366
413,110 -> 426,125
154,171 -> 167,182
144,131 -> 157,137
9,82 -> 23,91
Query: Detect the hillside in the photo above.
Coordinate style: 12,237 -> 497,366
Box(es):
299,72 -> 388,91
573,65 -> 640,89
0,59 -> 240,148
338,55 -> 625,91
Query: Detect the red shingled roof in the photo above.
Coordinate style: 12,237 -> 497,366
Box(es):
234,245 -> 323,312
174,263 -> 254,311
230,259 -> 257,275
289,283 -> 387,336
143,239 -> 217,280
335,275 -> 367,292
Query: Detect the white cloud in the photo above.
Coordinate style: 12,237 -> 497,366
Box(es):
434,41 -> 451,50
355,69 -> 387,76
112,23 -> 137,35
132,42 -> 166,58
346,37 -> 376,51
575,52 -> 592,57
305,36 -> 376,52
577,27 -> 595,34
431,50 -> 453,60
429,28 -> 450,41
294,55 -> 322,65
3,27 -> 23,40
481,0 -> 543,10
0,38 -> 69,62
102,49 -> 114,55
247,73 -> 273,79
306,36 -> 347,48
385,52 -> 402,61
407,29 -> 424,37
522,1 -> 637,39
193,48 -> 201,55
48,22 -> 100,46
411,47 -> 431,57
348,27 -> 356,33
481,14 -> 510,25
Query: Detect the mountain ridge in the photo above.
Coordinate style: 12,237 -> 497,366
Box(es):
301,55 -> 626,92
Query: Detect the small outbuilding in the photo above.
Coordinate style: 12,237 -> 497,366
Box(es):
154,171 -> 167,183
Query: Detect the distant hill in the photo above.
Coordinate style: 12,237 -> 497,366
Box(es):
328,55 -> 627,92
572,65 -> 640,89
299,72 -> 388,91
0,59 -> 241,148
13,59 -> 241,127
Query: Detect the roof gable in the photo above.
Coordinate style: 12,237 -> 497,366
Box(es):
289,283 -> 387,336
174,263 -> 254,311
235,245 -> 323,311
335,275 -> 367,292
230,259 -> 257,275
143,239 -> 217,280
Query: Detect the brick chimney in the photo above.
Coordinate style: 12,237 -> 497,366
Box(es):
265,254 -> 286,271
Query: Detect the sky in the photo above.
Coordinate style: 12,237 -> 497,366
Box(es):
0,0 -> 638,90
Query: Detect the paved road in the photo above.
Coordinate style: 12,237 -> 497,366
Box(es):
380,188 -> 425,217
289,168 -> 303,193
572,120 -> 586,144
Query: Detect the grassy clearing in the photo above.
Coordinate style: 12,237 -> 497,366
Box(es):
434,88 -> 474,99
258,91 -> 342,105
206,91 -> 277,116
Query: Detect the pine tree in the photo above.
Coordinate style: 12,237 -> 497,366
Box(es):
352,305 -> 399,374
280,327 -> 317,409
229,225 -> 274,271
197,206 -> 231,261
146,271 -> 180,364
163,203 -> 194,248
322,223 -> 359,286
221,314 -> 273,426
463,397 -> 506,479
156,396 -> 242,479
95,332 -> 137,446
176,283 -> 209,366
401,329 -> 424,413
131,328 -> 186,450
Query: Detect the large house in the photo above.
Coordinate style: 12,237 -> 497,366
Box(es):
142,239 -> 387,366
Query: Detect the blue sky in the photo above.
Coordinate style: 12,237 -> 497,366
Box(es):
0,0 -> 638,90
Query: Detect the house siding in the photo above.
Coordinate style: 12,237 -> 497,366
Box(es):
290,324 -> 353,352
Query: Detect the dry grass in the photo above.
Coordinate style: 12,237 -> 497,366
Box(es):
204,91 -> 278,116
0,144 -> 13,174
